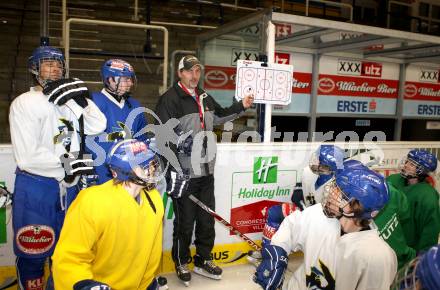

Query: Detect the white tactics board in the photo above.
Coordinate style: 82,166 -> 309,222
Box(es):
235,60 -> 293,105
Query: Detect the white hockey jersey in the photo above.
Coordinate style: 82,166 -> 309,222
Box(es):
9,87 -> 106,181
301,166 -> 331,207
272,203 -> 397,290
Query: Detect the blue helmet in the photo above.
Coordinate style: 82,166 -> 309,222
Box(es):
334,167 -> 389,219
310,145 -> 345,175
406,149 -> 438,175
416,244 -> 440,290
101,59 -> 136,94
342,159 -> 367,171
107,139 -> 159,187
28,46 -> 65,79
392,244 -> 440,290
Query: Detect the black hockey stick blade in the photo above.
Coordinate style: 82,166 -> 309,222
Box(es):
0,277 -> 17,290
220,250 -> 252,264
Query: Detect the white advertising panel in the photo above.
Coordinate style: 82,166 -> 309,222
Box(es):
404,64 -> 440,117
317,56 -> 399,115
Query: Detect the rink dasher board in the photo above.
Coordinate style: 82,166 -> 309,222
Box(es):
0,142 -> 440,273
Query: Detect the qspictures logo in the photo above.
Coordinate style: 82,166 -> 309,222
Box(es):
253,156 -> 278,184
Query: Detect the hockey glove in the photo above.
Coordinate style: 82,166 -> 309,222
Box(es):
166,168 -> 190,199
0,184 -> 13,208
175,126 -> 193,156
73,279 -> 111,290
291,188 -> 305,210
253,244 -> 288,290
43,78 -> 90,108
60,152 -> 94,183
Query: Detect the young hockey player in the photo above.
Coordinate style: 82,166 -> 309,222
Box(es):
87,59 -> 148,185
9,45 -> 106,289
155,55 -> 254,286
301,145 -> 345,207
52,139 -> 164,290
254,167 -> 397,290
344,159 -> 416,269
392,244 -> 440,290
387,149 -> 440,252
248,145 -> 344,266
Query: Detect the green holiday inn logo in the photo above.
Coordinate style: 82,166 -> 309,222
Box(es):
253,156 -> 278,184
235,156 -> 290,199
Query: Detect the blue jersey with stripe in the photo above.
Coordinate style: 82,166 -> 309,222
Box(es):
87,89 -> 148,184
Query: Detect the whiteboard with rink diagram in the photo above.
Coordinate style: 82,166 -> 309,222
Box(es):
235,60 -> 293,105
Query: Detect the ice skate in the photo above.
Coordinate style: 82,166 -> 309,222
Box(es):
193,255 -> 222,280
157,276 -> 168,290
246,250 -> 262,267
175,263 -> 191,287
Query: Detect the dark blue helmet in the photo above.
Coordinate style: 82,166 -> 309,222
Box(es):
28,46 -> 65,83
342,159 -> 367,171
408,149 -> 437,173
310,145 -> 344,175
416,244 -> 440,290
392,244 -> 440,290
333,167 -> 389,219
101,59 -> 136,94
106,139 -> 159,187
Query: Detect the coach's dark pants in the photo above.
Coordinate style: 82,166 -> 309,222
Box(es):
172,175 -> 215,265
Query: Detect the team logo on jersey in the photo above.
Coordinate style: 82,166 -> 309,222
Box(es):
253,156 -> 278,184
26,277 -> 43,290
306,259 -> 335,290
53,118 -> 74,150
378,213 -> 399,240
16,225 -> 55,254
129,141 -> 147,155
106,121 -> 132,142
262,223 -> 277,240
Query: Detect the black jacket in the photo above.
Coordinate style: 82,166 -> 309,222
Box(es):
155,82 -> 245,177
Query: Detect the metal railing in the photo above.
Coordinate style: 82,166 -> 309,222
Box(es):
305,0 -> 353,22
61,0 -> 216,47
387,0 -> 412,30
387,0 -> 440,34
65,18 -> 169,93
131,0 -> 258,23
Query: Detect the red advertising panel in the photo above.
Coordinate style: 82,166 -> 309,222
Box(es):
204,66 -> 236,90
275,23 -> 293,39
317,74 -> 398,99
404,81 -> 440,101
230,200 -> 283,234
274,52 -> 290,65
292,72 -> 312,94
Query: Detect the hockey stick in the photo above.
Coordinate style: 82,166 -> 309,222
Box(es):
77,115 -> 88,190
188,194 -> 261,252
0,277 -> 17,290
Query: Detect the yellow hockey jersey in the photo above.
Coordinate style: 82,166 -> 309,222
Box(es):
52,180 -> 164,289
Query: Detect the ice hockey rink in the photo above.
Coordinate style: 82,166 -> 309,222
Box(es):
163,264 -> 259,290
162,258 -> 302,289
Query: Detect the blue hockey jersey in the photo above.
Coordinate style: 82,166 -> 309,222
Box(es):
87,89 -> 148,184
